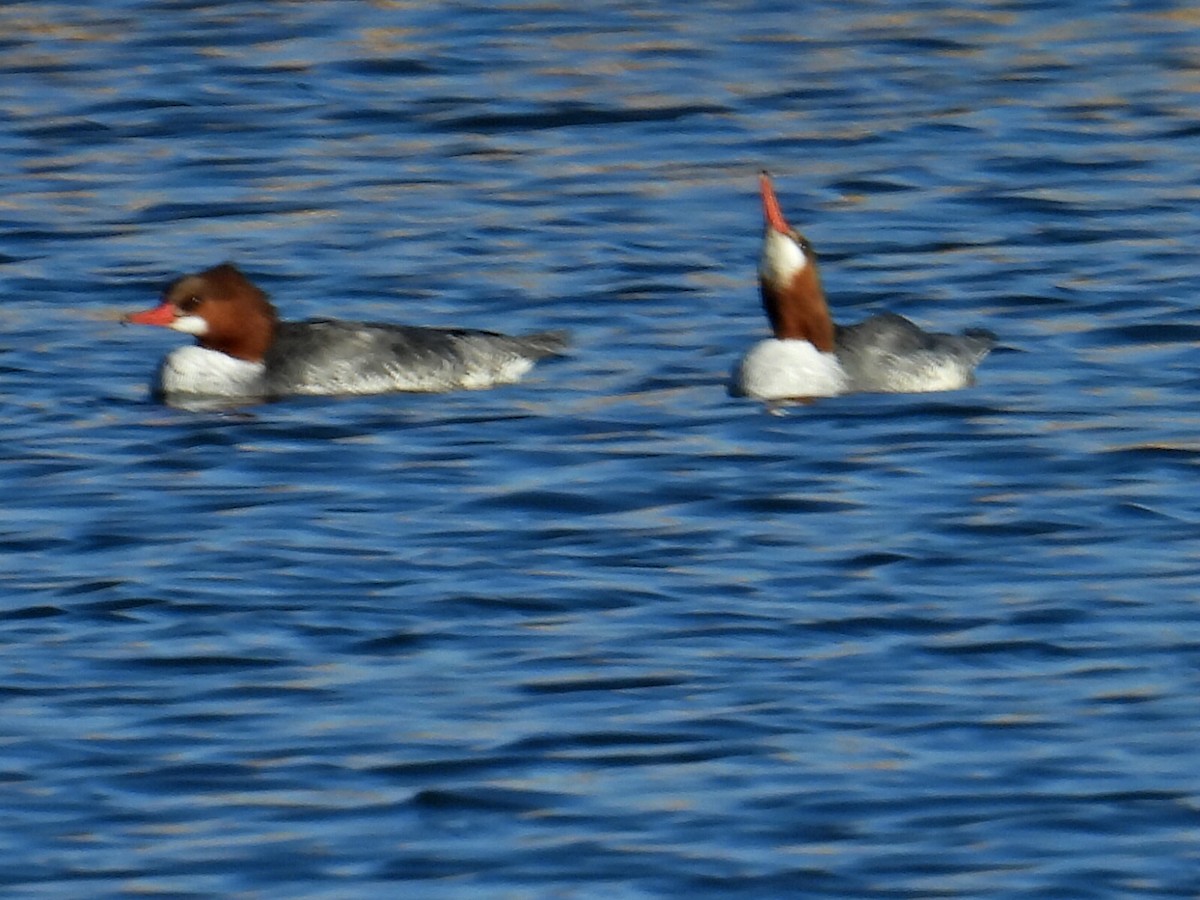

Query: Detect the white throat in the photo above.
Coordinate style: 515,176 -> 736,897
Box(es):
759,229 -> 807,287
169,314 -> 209,336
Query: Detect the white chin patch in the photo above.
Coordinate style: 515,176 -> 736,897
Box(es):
759,229 -> 807,285
169,315 -> 209,336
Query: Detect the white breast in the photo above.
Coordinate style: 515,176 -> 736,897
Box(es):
733,338 -> 849,400
157,345 -> 267,397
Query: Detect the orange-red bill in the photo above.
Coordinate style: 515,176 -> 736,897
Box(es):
122,301 -> 176,326
759,171 -> 790,234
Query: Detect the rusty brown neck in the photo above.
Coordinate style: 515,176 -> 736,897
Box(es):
199,306 -> 278,362
760,265 -> 835,352
185,263 -> 280,362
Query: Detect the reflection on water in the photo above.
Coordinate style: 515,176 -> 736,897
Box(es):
3,2 -> 1199,897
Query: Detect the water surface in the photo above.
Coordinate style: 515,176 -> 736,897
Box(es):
3,1 -> 1199,897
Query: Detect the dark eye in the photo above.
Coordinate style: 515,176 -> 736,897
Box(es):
795,233 -> 813,255
179,295 -> 202,313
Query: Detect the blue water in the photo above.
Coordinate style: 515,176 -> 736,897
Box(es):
3,1 -> 1200,897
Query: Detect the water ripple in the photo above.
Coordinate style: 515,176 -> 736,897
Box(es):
3,1 -> 1200,898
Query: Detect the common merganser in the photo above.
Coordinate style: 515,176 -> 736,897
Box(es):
733,173 -> 995,400
123,263 -> 567,402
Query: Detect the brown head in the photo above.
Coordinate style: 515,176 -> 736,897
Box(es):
757,172 -> 835,352
123,263 -> 280,362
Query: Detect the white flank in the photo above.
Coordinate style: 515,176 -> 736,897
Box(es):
845,355 -> 976,394
459,356 -> 534,390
